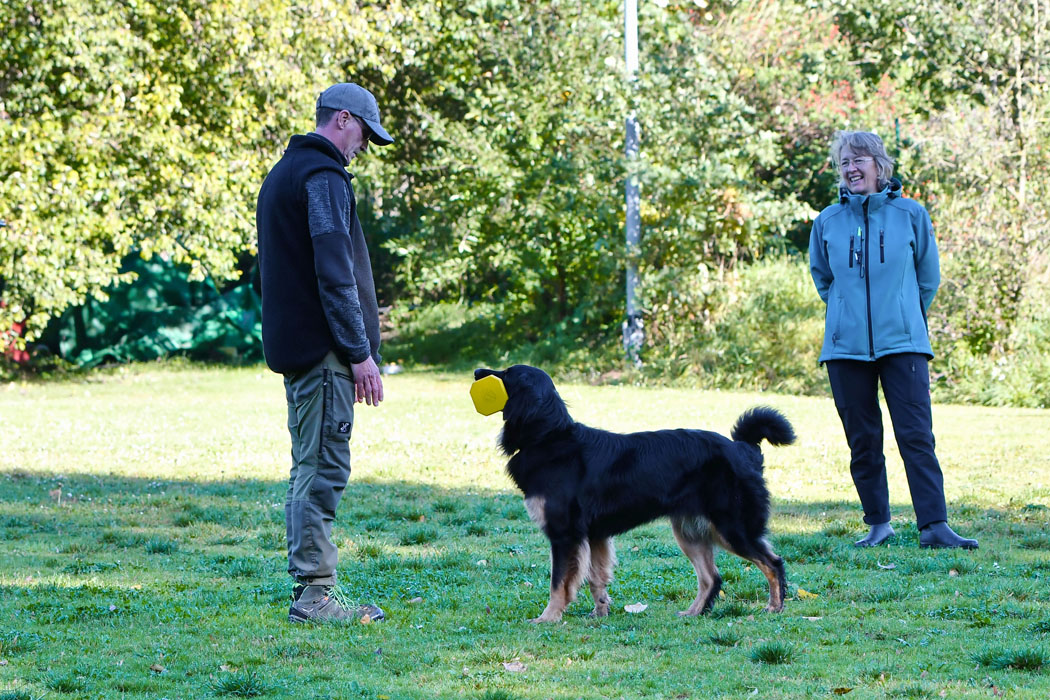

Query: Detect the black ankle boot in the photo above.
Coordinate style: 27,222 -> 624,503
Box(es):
854,522 -> 895,547
920,521 -> 978,549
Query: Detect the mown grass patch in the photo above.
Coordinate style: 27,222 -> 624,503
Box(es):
1,365 -> 1049,698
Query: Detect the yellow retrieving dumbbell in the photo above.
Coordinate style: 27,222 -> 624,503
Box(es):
470,375 -> 508,416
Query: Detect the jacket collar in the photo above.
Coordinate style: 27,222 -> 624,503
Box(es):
838,177 -> 902,213
288,133 -> 351,169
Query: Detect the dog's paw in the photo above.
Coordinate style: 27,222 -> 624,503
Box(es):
529,612 -> 563,624
589,605 -> 610,618
763,603 -> 784,613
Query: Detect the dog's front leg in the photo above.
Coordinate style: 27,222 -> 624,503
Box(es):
531,537 -> 589,623
587,537 -> 616,618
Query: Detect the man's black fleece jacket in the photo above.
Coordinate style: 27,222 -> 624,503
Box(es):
256,133 -> 381,374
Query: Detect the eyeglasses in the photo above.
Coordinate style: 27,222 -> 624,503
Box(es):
839,156 -> 874,170
354,114 -> 373,142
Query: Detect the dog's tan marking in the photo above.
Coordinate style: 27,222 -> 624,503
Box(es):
754,538 -> 785,612
523,495 -> 546,530
531,539 -> 590,623
711,528 -> 785,613
672,517 -> 720,616
587,537 -> 617,617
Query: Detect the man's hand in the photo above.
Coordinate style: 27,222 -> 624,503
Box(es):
350,356 -> 384,406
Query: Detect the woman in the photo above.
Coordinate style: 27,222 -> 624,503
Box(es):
808,130 -> 978,549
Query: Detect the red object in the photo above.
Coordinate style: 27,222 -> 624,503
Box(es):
2,310 -> 30,364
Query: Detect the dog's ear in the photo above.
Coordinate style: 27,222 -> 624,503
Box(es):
498,366 -> 572,453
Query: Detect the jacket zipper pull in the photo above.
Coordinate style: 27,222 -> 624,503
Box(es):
848,235 -> 854,268
856,227 -> 863,277
880,229 -> 885,263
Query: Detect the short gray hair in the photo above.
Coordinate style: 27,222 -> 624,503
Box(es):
315,106 -> 341,128
830,130 -> 895,190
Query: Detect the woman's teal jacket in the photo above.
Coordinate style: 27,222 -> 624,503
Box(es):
808,178 -> 939,363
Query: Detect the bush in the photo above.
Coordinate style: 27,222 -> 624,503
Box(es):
642,255 -> 826,394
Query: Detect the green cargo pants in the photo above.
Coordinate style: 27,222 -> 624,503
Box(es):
283,351 -> 355,586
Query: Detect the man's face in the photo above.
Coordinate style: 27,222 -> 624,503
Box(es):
339,112 -> 371,161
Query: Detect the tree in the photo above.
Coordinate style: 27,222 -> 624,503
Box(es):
0,0 -> 405,352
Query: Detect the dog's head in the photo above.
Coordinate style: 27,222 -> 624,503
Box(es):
473,365 -> 573,454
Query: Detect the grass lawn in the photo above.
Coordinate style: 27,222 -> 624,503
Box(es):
1,363 -> 1049,699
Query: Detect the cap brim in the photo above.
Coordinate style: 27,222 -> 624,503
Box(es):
365,119 -> 393,146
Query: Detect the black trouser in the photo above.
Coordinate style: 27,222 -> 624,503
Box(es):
826,353 -> 948,530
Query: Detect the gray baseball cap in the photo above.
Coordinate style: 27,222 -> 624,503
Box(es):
316,83 -> 393,146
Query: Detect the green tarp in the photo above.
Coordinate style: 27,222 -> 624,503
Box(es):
47,256 -> 263,367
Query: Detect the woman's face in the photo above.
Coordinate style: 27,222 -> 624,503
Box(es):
839,145 -> 878,195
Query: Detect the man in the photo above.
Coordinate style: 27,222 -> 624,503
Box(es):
256,82 -> 393,623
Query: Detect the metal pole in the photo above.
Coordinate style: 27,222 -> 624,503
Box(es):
622,0 -> 644,367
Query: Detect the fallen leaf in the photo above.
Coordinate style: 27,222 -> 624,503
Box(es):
949,569 -> 959,577
149,664 -> 165,674
49,488 -> 62,503
408,597 -> 423,604
833,687 -> 854,695
624,602 -> 648,614
796,588 -> 819,599
360,614 -> 372,624
0,660 -> 8,666
631,546 -> 640,552
718,590 -> 726,598
502,661 -> 527,673
876,561 -> 895,570
475,559 -> 488,567
802,616 -> 823,621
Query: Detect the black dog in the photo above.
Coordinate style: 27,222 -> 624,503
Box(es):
475,365 -> 796,623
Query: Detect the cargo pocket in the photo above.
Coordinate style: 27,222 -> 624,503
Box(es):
312,367 -> 354,515
904,356 -> 931,404
323,368 -> 355,442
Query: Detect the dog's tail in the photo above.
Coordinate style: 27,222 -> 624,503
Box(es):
731,406 -> 796,448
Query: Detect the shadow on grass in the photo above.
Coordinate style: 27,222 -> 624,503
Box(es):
3,471 -> 1050,698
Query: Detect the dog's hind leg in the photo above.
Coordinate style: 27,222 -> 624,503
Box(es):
532,538 -> 590,623
719,534 -> 787,613
752,538 -> 787,613
586,537 -> 616,617
671,517 -> 722,616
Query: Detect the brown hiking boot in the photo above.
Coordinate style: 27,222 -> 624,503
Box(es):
288,584 -> 385,623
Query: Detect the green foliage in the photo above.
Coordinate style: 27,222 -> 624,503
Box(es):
375,0 -> 626,339
210,669 -> 274,698
641,254 -> 826,393
2,0 -> 1050,409
749,640 -> 798,664
0,0 -> 407,345
973,647 -> 1048,672
0,631 -> 40,656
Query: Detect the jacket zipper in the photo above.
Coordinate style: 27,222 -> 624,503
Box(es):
863,201 -> 875,359
879,229 -> 885,263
